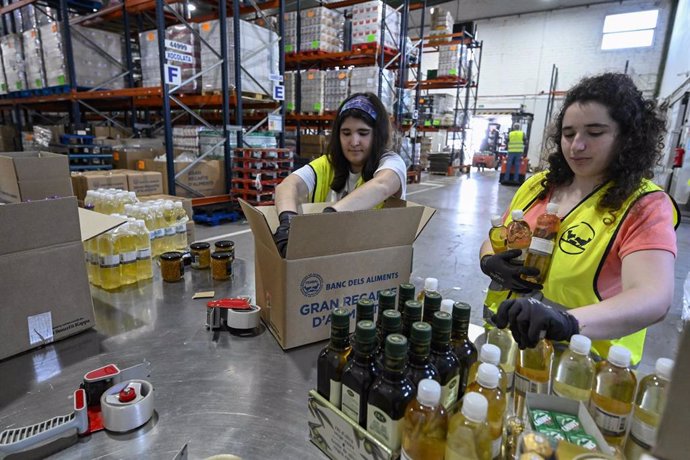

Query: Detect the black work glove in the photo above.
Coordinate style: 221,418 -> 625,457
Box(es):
273,211 -> 297,258
480,249 -> 543,293
323,206 -> 337,213
493,297 -> 579,349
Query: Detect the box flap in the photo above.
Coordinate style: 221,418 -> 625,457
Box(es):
239,199 -> 280,256
3,151 -> 70,180
78,208 -> 127,241
383,197 -> 436,240
286,206 -> 424,260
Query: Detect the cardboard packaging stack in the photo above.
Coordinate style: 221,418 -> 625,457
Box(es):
285,70 -> 296,112
21,29 -> 46,90
351,0 -> 400,50
429,7 -> 453,44
0,61 -> 7,95
143,157 -> 226,198
139,24 -> 202,92
420,93 -> 455,122
1,34 -> 27,92
300,69 -> 326,114
70,170 -> 164,200
349,66 -> 396,110
199,128 -> 236,160
284,8 -> 343,54
324,69 -> 350,112
173,125 -> 202,157
199,18 -> 278,96
299,134 -> 328,159
0,151 -> 74,203
437,44 -> 467,79
111,138 -> 165,170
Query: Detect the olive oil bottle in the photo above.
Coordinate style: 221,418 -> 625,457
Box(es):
445,392 -> 492,460
398,283 -> 416,311
377,289 -> 397,330
485,326 -> 517,392
506,209 -> 531,263
317,308 -> 352,408
450,301 -> 477,397
488,215 -> 507,254
466,363 -> 506,459
552,334 -> 595,402
467,344 -> 509,394
402,300 -> 423,337
367,334 -> 416,454
406,322 -> 440,387
422,291 -> 442,324
417,277 -> 439,303
376,310 -> 402,366
401,379 -> 448,460
341,320 -> 381,427
514,339 -> 553,417
350,299 -> 375,348
429,311 -> 461,410
522,202 -> 560,284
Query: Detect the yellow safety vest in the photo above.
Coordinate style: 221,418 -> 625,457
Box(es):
307,155 -> 384,208
507,130 -> 525,153
484,171 -> 679,365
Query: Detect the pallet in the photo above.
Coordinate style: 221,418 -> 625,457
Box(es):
407,169 -> 421,184
193,210 -> 242,226
351,43 -> 397,55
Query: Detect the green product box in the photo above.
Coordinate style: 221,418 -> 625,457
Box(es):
537,426 -> 567,442
553,412 -> 584,434
530,409 -> 557,430
566,432 -> 598,451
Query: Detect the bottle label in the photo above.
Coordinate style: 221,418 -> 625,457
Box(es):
514,372 -> 548,395
589,400 -> 629,436
165,226 -> 176,236
505,370 -> 514,391
120,251 -> 137,264
329,379 -> 341,408
99,255 -> 120,268
176,223 -> 186,234
137,248 -> 152,260
155,228 -> 165,238
441,374 -> 460,409
367,404 -> 402,451
149,231 -> 157,240
629,415 -> 657,449
528,237 -> 554,255
340,384 -> 360,422
492,436 -> 501,458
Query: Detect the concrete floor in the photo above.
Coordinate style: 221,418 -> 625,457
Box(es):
196,169 -> 690,374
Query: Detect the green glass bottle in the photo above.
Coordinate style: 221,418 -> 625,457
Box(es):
406,321 -> 440,387
402,300 -> 423,337
341,320 -> 381,427
377,289 -> 398,331
376,310 -> 402,366
398,283 -> 416,312
422,291 -> 442,324
450,301 -> 477,398
429,311 -> 461,410
317,308 -> 352,408
350,298 -> 375,348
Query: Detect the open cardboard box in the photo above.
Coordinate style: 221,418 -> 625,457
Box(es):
240,198 -> 435,349
0,151 -> 73,203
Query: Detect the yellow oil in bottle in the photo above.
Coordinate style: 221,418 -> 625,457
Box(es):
117,222 -> 138,286
589,345 -> 637,447
522,202 -> 560,284
552,334 -> 595,402
506,210 -> 531,263
401,379 -> 448,460
173,202 -> 189,251
98,230 -> 120,290
445,392 -> 492,460
466,364 -> 506,459
514,339 -> 553,417
84,238 -> 101,286
162,202 -> 177,253
488,216 -> 507,254
153,204 -> 170,253
416,277 -> 439,303
485,327 -> 516,392
466,344 -> 509,395
142,205 -> 160,257
134,220 -> 153,281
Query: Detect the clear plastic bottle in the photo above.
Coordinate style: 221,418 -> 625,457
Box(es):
485,326 -> 517,392
401,379 -> 448,460
115,191 -> 127,215
98,229 -> 120,290
83,190 -> 97,211
417,277 -> 439,303
86,236 -> 101,286
445,392 -> 492,460
523,202 -> 560,284
134,219 -> 153,281
341,320 -> 381,427
624,358 -> 674,459
91,191 -> 103,213
141,205 -> 160,257
514,339 -> 553,417
466,363 -> 506,459
506,210 -> 531,263
429,312 -> 461,410
173,201 -> 189,251
317,308 -> 352,407
552,334 -> 595,402
101,191 -> 116,215
162,202 -> 177,252
467,344 -> 508,394
488,215 -> 507,254
116,219 -> 138,286
589,345 -> 637,447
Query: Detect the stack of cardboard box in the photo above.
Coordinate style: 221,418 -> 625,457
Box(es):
299,135 -> 328,160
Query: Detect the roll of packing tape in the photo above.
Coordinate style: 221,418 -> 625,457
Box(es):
227,305 -> 261,330
101,379 -> 154,433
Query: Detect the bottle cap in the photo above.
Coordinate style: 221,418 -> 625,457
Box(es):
378,290 -> 397,309
164,202 -> 173,210
124,204 -> 133,214
424,277 -> 438,291
381,310 -> 402,331
452,302 -> 472,320
410,322 -> 432,343
404,300 -> 422,320
355,320 -> 377,343
174,201 -> 183,209
398,283 -> 416,299
432,311 -> 452,334
128,191 -> 137,199
546,202 -> 559,214
331,308 -> 351,329
655,358 -> 674,381
569,334 -> 592,355
461,392 -> 488,423
440,299 -> 454,314
607,345 -> 631,368
356,299 -> 375,321
477,363 -> 500,389
385,334 -> 408,358
424,292 -> 442,308
491,215 -> 503,227
417,379 -> 442,407
480,343 -> 501,365
511,209 -> 524,220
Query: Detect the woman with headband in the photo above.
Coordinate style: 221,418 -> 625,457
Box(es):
273,92 -> 408,257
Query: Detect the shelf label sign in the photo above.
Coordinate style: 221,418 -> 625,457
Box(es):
273,84 -> 285,101
165,39 -> 193,54
164,64 -> 182,86
268,114 -> 283,132
165,50 -> 194,64
269,73 -> 283,82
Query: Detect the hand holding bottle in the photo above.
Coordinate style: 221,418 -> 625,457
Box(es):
480,249 -> 543,293
493,297 -> 579,349
273,211 -> 297,257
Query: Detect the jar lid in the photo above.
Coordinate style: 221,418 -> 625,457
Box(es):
160,251 -> 183,260
211,251 -> 232,260
215,240 -> 235,248
190,242 -> 211,250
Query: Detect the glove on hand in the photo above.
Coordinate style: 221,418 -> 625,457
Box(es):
480,249 -> 543,293
273,211 -> 298,258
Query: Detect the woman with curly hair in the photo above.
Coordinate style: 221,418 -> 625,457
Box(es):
479,73 -> 680,366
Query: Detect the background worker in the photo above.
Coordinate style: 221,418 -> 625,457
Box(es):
479,73 -> 679,365
505,123 -> 526,183
272,92 -> 407,257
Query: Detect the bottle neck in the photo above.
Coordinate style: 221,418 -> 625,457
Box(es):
353,343 -> 376,362
451,318 -> 470,341
409,351 -> 431,366
329,327 -> 350,351
383,355 -> 406,376
431,334 -> 452,352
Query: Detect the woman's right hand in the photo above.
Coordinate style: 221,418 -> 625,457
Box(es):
273,211 -> 297,258
480,249 -> 543,293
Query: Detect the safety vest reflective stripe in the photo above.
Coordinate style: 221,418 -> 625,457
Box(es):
507,130 -> 525,153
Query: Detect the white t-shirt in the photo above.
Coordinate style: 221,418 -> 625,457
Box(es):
293,151 -> 407,202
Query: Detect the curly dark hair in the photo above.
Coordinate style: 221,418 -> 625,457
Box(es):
326,92 -> 391,193
540,73 -> 666,214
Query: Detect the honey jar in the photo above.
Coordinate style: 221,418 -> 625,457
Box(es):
211,251 -> 233,281
214,240 -> 235,258
190,242 -> 211,269
160,252 -> 184,282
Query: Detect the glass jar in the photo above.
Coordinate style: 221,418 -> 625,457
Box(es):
160,251 -> 184,282
190,242 -> 211,269
211,251 -> 233,281
214,240 -> 235,258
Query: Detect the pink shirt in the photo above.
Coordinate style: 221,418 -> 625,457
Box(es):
517,192 -> 677,300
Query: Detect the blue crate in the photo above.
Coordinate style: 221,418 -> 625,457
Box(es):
193,210 -> 242,227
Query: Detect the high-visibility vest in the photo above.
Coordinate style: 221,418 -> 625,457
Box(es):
307,155 -> 383,208
484,171 -> 680,365
507,130 -> 525,153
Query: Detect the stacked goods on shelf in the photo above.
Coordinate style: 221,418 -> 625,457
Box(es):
245,133 -> 278,148
173,125 -> 202,157
324,69 -> 350,112
419,136 -> 433,169
428,7 -> 453,44
284,8 -> 343,54
437,44 -> 467,79
299,134 -> 328,159
0,57 -> 8,95
300,69 -> 326,114
284,71 -> 296,112
231,147 -> 293,205
199,18 -> 278,96
139,24 -> 201,92
21,29 -> 47,90
420,93 -> 455,126
349,66 -> 396,110
199,128 -> 238,160
351,0 -> 400,50
144,153 -> 226,198
1,34 -> 27,92
11,4 -> 54,33
397,88 -> 415,119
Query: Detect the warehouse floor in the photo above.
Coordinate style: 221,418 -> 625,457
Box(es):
196,169 -> 690,374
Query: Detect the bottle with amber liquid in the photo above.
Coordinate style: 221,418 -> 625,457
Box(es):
429,311 -> 461,410
401,379 -> 448,460
317,308 -> 352,408
486,325 -> 517,392
466,363 -> 507,459
506,209 -> 531,263
445,392 -> 492,460
417,277 -> 439,303
514,339 -> 553,417
450,301 -> 477,398
406,322 -> 440,387
422,291 -> 442,324
488,215 -> 507,254
376,310 -> 402,367
341,320 -> 381,427
552,334 -> 595,402
467,343 -> 509,394
523,202 -> 560,284
398,283 -> 416,312
402,300 -> 423,337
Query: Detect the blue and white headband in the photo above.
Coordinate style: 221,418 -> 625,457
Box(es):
340,95 -> 378,121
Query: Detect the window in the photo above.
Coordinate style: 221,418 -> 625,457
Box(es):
601,9 -> 659,50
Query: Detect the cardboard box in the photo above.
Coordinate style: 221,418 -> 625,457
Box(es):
120,170 -> 164,197
93,125 -> 132,139
186,220 -> 196,245
0,151 -> 73,203
299,134 -> 328,158
0,125 -> 18,152
111,138 -> 165,170
70,171 -> 128,201
143,159 -> 226,198
240,198 -> 435,349
0,197 -> 124,361
139,194 -> 193,219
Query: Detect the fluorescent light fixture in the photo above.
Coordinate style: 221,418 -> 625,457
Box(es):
187,3 -> 197,11
603,10 -> 658,33
601,29 -> 654,49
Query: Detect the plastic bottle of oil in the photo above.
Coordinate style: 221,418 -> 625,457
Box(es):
466,363 -> 507,459
401,379 -> 448,460
589,345 -> 637,447
83,190 -> 97,211
514,339 -> 553,416
134,219 -> 153,281
398,283 -> 416,311
450,301 -> 477,397
485,325 -> 517,392
116,219 -> 138,286
488,215 -> 507,254
162,202 -> 178,252
86,236 -> 101,286
422,291 -> 442,324
101,191 -> 116,215
376,290 -> 398,333
402,300 -> 423,337
173,201 -> 189,251
522,202 -> 560,284
467,344 -> 508,394
429,311 -> 461,410
317,308 -> 352,408
552,334 -> 595,402
376,310 -> 402,367
624,358 -> 674,459
98,229 -> 120,290
367,334 -> 416,454
445,392 -> 492,460
406,321 -> 440,387
506,210 -> 531,263
417,277 -> 439,303
341,320 -> 381,427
